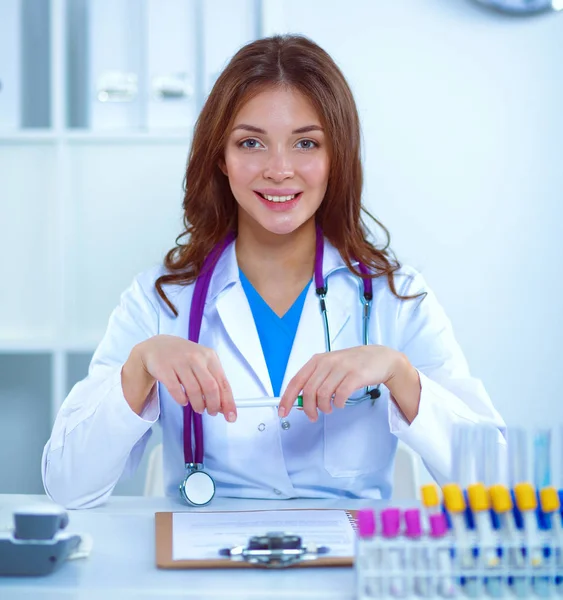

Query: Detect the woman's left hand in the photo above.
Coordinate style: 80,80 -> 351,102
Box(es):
278,345 -> 421,423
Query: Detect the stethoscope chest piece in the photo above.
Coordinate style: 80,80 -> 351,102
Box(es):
179,463 -> 216,506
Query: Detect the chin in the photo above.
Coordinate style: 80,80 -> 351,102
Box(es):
260,218 -> 304,237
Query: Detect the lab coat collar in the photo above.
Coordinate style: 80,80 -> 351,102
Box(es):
207,235 -> 349,303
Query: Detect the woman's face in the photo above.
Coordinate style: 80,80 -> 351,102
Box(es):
222,86 -> 330,237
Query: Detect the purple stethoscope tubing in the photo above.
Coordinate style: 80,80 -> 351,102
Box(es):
183,231 -> 235,466
182,224 -> 379,468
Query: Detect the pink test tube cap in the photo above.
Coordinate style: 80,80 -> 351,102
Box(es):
380,508 -> 401,538
404,508 -> 422,538
429,513 -> 448,538
357,509 -> 376,538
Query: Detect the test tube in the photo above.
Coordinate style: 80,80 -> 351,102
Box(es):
467,483 -> 499,568
514,483 -> 543,567
508,427 -> 529,488
489,483 -> 525,597
428,513 -> 456,598
452,423 -> 476,488
404,509 -> 429,597
442,483 -> 473,569
539,487 -> 560,548
356,509 -> 381,598
489,484 -> 524,568
539,485 -> 562,598
380,508 -> 405,597
533,428 -> 552,490
476,424 -> 506,487
420,484 -> 441,517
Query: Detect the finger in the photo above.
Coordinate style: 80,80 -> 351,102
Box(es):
176,368 -> 205,413
316,370 -> 347,414
301,379 -> 319,422
208,357 -> 237,423
162,372 -> 189,407
191,362 -> 221,416
301,364 -> 332,417
279,358 -> 317,418
333,376 -> 358,409
301,362 -> 331,421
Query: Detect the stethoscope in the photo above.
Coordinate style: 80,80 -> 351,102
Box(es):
179,225 -> 381,505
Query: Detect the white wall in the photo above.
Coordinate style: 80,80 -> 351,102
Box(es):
268,0 -> 563,430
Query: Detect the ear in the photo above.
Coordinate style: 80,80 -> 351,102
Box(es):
218,157 -> 228,177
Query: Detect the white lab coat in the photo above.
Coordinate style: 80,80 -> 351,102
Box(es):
42,239 -> 505,509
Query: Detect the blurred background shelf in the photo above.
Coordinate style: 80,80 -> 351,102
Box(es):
0,131 -> 58,143
0,0 -> 262,494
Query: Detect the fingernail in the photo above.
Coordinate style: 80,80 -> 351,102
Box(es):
227,412 -> 237,423
278,407 -> 286,418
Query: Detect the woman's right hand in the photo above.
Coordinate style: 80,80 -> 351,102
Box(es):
122,334 -> 236,422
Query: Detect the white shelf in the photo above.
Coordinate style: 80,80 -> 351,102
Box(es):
63,130 -> 194,144
0,131 -> 57,144
0,130 -> 193,144
0,341 -> 100,354
0,341 -> 58,354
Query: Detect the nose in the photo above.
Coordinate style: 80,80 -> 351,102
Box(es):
263,148 -> 294,182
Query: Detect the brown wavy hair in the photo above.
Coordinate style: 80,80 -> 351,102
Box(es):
156,34 -> 417,316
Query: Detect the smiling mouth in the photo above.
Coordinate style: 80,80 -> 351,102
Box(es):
255,192 -> 302,203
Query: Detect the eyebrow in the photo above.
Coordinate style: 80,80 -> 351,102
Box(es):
232,124 -> 324,134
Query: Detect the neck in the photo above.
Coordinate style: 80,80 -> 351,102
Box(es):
235,219 -> 317,290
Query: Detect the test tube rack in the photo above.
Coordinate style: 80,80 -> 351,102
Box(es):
355,504 -> 563,599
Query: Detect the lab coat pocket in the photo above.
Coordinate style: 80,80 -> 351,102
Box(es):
323,391 -> 393,478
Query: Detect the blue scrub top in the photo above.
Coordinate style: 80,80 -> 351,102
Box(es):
239,269 -> 311,396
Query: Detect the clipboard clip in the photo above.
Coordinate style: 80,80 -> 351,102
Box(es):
219,531 -> 330,568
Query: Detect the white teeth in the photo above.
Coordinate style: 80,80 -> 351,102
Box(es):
262,193 -> 298,203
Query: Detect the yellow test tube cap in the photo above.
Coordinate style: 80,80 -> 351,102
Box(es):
489,484 -> 512,513
467,483 -> 490,512
421,484 -> 440,508
540,487 -> 560,514
514,482 -> 537,511
442,483 -> 465,513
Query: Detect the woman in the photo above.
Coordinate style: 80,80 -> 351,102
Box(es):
42,35 -> 504,509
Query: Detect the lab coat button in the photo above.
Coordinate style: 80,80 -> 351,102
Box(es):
274,489 -> 282,495
258,423 -> 266,432
281,420 -> 290,430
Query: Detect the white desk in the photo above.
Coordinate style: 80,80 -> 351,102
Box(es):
0,494 -> 388,600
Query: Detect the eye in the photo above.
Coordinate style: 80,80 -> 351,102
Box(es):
295,139 -> 318,150
239,138 -> 264,149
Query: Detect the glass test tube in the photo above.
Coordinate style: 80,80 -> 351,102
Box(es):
356,509 -> 381,598
533,427 -> 552,490
508,427 -> 529,487
476,424 -> 505,487
452,423 -> 476,488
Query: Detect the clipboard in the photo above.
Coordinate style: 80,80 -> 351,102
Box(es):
155,509 -> 358,569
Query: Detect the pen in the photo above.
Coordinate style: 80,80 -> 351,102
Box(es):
234,393 -> 374,409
